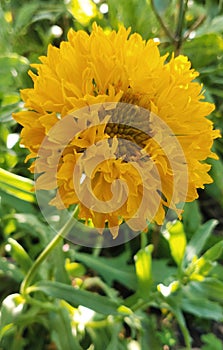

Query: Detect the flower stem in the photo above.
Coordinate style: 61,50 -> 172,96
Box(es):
151,0 -> 175,42
175,0 -> 189,55
140,231 -> 147,249
20,207 -> 78,296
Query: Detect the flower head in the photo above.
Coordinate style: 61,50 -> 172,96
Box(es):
14,23 -> 220,238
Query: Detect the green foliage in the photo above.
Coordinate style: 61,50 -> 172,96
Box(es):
1,0 -> 223,349
201,333 -> 223,350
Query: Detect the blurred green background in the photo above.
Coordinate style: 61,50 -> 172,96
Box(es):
0,1 -> 223,349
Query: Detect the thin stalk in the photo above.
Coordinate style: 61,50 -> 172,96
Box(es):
20,207 -> 78,295
140,231 -> 147,249
175,0 -> 189,55
151,0 -> 175,42
184,14 -> 206,40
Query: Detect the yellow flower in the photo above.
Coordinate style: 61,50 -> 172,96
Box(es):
13,23 -> 220,238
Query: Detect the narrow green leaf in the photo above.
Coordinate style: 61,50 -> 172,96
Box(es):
51,241 -> 70,285
28,281 -> 120,315
0,323 -> 15,341
0,189 -> 36,214
202,240 -> 223,262
49,305 -> 82,350
184,220 -> 218,263
208,87 -> 223,98
182,200 -> 202,235
0,167 -> 34,191
87,327 -> 111,350
0,168 -> 35,203
105,324 -> 123,350
75,251 -> 136,290
170,306 -> 192,348
0,103 -> 21,122
14,3 -> 39,31
7,238 -> 33,273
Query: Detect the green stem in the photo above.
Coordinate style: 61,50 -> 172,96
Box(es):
140,231 -> 147,249
20,207 -> 78,295
178,317 -> 192,349
175,0 -> 188,55
151,0 -> 175,42
184,14 -> 206,40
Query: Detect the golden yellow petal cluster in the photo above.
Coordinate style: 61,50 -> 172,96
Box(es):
13,23 -> 220,238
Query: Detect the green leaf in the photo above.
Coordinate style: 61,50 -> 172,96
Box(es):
0,189 -> 36,214
184,219 -> 218,263
7,238 -> 33,273
28,281 -> 120,315
205,0 -> 221,18
207,87 -> 223,98
211,263 -> 223,282
181,296 -> 223,321
186,278 -> 223,304
182,33 -> 223,69
0,168 -> 35,203
75,251 -> 137,290
163,221 -> 187,266
152,259 -> 177,284
206,158 -> 223,206
152,0 -> 172,14
0,93 -> 21,122
49,304 -> 82,350
8,213 -> 49,245
134,245 -> 153,300
14,3 -> 39,31
87,327 -> 111,350
202,240 -> 223,262
140,317 -> 162,350
50,241 -> 70,285
0,102 -> 21,122
197,15 -> 223,35
0,55 -> 29,93
182,200 -> 202,235
201,333 -> 223,350
0,257 -> 24,282
104,323 -> 123,350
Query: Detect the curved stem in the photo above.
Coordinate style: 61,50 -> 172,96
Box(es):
184,14 -> 206,40
20,207 -> 78,295
151,0 -> 175,42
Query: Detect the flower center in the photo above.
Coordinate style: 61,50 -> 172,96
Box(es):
99,103 -> 151,159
